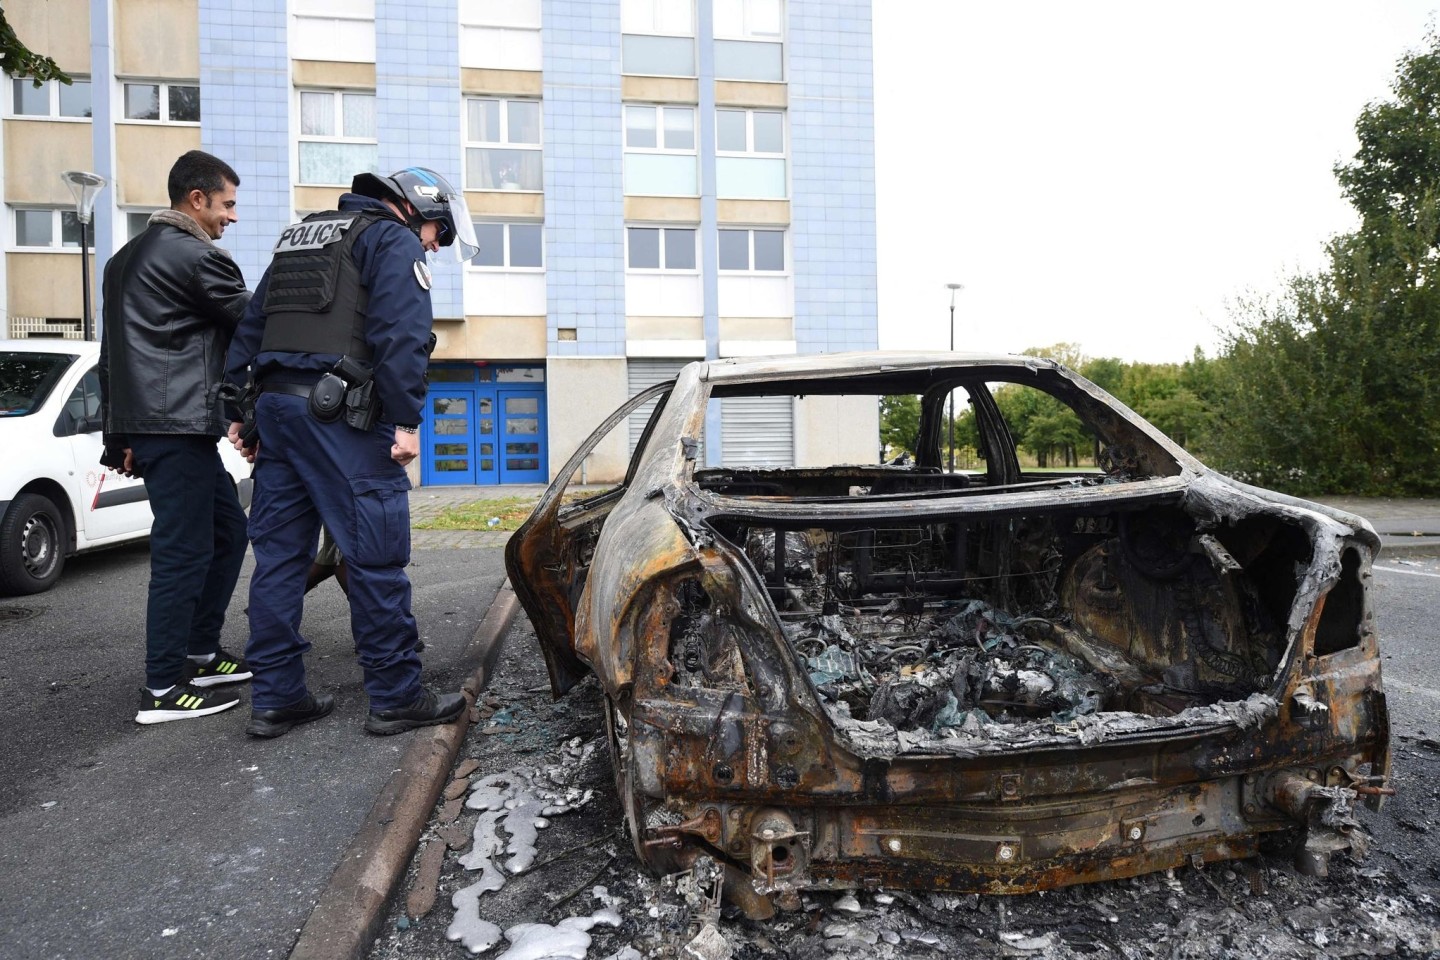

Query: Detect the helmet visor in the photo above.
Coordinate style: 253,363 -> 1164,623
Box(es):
438,190 -> 480,263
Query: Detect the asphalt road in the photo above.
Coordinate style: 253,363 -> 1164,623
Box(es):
0,542 -> 509,960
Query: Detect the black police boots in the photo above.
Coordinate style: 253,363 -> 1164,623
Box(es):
245,692 -> 336,738
364,687 -> 467,736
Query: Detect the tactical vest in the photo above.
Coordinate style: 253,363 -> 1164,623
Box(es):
259,209 -> 396,360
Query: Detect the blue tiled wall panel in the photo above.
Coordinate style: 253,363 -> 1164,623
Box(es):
200,0 -> 291,290
543,0 -> 625,356
377,0 -> 464,318
788,0 -> 878,353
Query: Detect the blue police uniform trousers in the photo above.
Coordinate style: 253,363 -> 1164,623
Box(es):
244,392 -> 422,711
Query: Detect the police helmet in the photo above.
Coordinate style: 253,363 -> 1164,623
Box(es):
351,167 -> 481,263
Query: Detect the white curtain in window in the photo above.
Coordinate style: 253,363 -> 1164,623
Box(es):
300,92 -> 334,136
342,93 -> 375,138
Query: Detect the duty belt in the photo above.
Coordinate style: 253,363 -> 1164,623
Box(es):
259,381 -> 319,399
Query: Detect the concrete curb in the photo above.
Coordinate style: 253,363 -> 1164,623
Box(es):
288,584 -> 520,960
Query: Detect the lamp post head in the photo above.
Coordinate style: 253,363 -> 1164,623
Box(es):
61,170 -> 107,224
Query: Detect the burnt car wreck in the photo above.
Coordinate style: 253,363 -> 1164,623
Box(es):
506,352 -> 1390,911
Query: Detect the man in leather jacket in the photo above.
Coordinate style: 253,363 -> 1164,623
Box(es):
99,150 -> 254,725
223,167 -> 480,738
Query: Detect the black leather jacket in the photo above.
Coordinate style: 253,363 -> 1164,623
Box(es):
99,215 -> 250,441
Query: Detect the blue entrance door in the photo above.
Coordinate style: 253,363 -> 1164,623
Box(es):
422,387 -> 498,486
498,388 -> 546,483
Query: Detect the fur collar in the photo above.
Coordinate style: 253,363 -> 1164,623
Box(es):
148,209 -> 233,259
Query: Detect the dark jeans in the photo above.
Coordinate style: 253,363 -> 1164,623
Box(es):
128,434 -> 249,689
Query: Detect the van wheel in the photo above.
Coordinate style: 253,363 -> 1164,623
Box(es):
0,493 -> 67,595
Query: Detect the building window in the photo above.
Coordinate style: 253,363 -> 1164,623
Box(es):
12,208 -> 81,249
718,228 -> 784,272
465,98 -> 542,191
472,221 -> 544,269
298,90 -> 378,186
460,0 -> 541,71
624,104 -> 697,196
9,77 -> 91,119
125,212 -> 153,240
714,0 -> 783,81
621,0 -> 695,76
291,0 -> 376,63
122,81 -> 200,122
716,108 -> 786,199
627,226 -> 697,271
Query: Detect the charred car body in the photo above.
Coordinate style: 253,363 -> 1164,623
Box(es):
506,352 -> 1390,908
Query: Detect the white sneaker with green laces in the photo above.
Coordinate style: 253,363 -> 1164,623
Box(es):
186,649 -> 253,687
135,683 -> 240,724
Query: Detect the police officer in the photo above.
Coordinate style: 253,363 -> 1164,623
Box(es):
224,167 -> 481,738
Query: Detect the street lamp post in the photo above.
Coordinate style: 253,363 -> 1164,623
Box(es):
946,282 -> 963,473
61,170 -> 107,341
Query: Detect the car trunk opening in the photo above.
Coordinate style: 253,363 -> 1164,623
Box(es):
683,478 -> 1316,759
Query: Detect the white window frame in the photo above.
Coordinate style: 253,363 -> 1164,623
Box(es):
624,103 -> 698,197
296,88 -> 379,187
459,0 -> 542,70
7,76 -> 91,120
470,221 -> 546,271
716,108 -> 785,156
716,107 -> 787,199
626,224 -> 699,273
291,0 -> 376,63
123,210 -> 155,241
622,0 -> 694,35
10,207 -> 83,252
714,0 -> 783,39
621,0 -> 696,78
717,227 -> 788,274
625,104 -> 697,155
118,79 -> 201,125
465,97 -> 544,192
713,0 -> 784,82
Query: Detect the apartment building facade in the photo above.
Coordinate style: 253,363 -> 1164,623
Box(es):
3,0 -> 878,484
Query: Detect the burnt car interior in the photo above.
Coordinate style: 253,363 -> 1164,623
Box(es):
568,368 -> 1364,754
512,359 -> 1387,895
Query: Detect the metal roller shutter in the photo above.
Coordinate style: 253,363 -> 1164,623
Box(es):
721,395 -> 793,468
627,359 -> 686,455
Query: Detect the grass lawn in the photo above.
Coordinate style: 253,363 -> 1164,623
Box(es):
415,489 -> 602,532
414,495 -> 540,531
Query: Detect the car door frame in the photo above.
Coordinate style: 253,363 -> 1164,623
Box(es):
504,380 -> 675,695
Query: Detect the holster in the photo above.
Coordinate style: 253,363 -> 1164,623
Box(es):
329,355 -> 380,432
343,380 -> 379,432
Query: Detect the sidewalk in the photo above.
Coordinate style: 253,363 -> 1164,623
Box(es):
409,486 -> 1440,557
1314,497 -> 1440,557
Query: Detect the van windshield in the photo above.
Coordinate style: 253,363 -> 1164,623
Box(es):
0,352 -> 76,417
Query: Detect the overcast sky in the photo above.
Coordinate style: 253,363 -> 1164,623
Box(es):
871,1 -> 1438,363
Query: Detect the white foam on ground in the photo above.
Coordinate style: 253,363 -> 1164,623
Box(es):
495,909 -> 623,960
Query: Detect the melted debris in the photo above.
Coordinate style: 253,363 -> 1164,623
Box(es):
373,629 -> 1433,960
783,597 -> 1277,758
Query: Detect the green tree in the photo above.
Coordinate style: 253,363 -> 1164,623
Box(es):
878,394 -> 921,460
0,7 -> 71,85
1213,31 -> 1440,495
